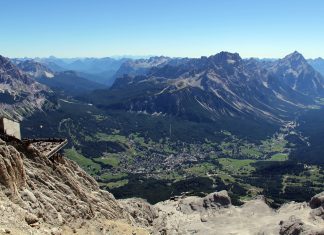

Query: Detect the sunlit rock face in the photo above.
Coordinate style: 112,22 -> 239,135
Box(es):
16,60 -> 55,79
0,55 -> 54,120
122,190 -> 324,235
0,139 -> 148,235
98,51 -> 321,125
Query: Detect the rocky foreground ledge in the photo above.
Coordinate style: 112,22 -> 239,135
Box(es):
122,190 -> 324,235
0,138 -> 323,235
0,138 -> 148,235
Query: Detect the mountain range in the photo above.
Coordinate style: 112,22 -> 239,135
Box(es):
11,53 -> 324,88
2,50 -> 324,134
17,56 -> 129,85
0,55 -> 55,120
16,59 -> 105,96
90,51 -> 323,127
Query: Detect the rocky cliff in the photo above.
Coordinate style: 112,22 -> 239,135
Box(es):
0,55 -> 55,120
16,60 -> 55,79
0,138 -> 148,235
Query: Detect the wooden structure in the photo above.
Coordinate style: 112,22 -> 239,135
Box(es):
0,116 -> 67,160
23,138 -> 68,159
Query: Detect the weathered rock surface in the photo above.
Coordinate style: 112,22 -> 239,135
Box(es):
279,215 -> 324,235
202,190 -> 231,209
0,139 -> 148,234
122,192 -> 324,235
0,143 -> 26,197
279,216 -> 304,235
310,192 -> 324,209
119,198 -> 159,227
170,190 -> 232,214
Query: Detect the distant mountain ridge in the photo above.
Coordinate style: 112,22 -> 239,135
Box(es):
271,52 -> 324,96
308,57 -> 324,76
0,55 -> 54,120
17,59 -> 55,78
113,56 -> 173,79
90,51 -> 320,127
37,70 -> 104,96
34,56 -> 128,85
15,60 -> 105,96
5,51 -> 324,125
12,54 -> 324,88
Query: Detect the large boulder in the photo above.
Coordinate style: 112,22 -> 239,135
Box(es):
279,217 -> 304,235
179,190 -> 232,214
309,192 -> 324,220
203,190 -> 231,209
309,192 -> 324,209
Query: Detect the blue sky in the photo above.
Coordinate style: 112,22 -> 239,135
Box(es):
0,0 -> 323,58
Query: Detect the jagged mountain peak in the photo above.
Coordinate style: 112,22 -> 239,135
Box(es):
271,51 -> 313,72
288,50 -> 304,57
0,54 -> 11,62
147,55 -> 170,61
0,55 -> 35,85
282,51 -> 307,64
269,51 -> 324,96
19,59 -> 46,67
130,56 -> 171,66
210,51 -> 241,60
17,59 -> 55,78
207,51 -> 242,64
272,51 -> 310,73
0,54 -> 53,120
0,55 -> 25,78
0,55 -> 7,63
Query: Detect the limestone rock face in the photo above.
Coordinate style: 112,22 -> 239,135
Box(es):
120,198 -> 159,227
279,215 -> 324,235
0,143 -> 26,197
0,55 -> 53,120
279,217 -> 304,235
0,139 -> 148,234
123,192 -> 324,235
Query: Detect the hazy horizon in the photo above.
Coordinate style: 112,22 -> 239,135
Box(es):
6,51 -> 324,61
